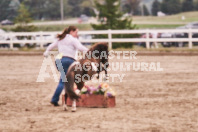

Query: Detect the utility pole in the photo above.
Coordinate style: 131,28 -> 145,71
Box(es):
60,0 -> 64,21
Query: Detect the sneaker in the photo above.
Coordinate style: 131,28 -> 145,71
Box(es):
50,102 -> 60,106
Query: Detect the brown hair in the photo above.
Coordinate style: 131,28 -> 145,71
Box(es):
57,26 -> 77,40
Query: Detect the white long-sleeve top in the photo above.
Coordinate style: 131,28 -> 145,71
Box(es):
44,34 -> 88,59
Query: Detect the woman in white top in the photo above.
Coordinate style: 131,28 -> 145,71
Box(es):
44,26 -> 88,106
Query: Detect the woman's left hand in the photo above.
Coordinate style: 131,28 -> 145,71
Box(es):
43,51 -> 49,57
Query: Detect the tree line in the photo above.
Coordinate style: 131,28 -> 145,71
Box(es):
0,0 -> 94,21
119,0 -> 198,16
151,0 -> 198,16
1,0 -> 198,22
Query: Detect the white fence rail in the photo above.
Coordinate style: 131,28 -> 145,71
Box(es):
0,29 -> 198,49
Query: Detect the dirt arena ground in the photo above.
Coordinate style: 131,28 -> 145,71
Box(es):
0,54 -> 197,132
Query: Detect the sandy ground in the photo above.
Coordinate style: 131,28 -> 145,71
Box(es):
0,54 -> 198,132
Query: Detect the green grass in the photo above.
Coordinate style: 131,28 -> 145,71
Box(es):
35,24 -> 92,31
1,11 -> 198,31
0,24 -> 92,32
0,25 -> 15,31
136,24 -> 183,29
133,11 -> 198,23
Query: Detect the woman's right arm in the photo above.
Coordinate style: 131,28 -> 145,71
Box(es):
43,39 -> 58,57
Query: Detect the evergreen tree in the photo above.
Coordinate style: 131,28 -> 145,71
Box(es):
44,0 -> 62,19
134,6 -> 141,16
13,3 -> 36,32
18,0 -> 25,3
63,0 -> 73,17
0,0 -> 11,21
23,0 -> 47,20
15,3 -> 32,26
9,0 -> 20,20
80,0 -> 94,16
124,0 -> 141,15
195,1 -> 198,11
161,0 -> 181,15
143,4 -> 150,16
0,0 -> 19,21
82,7 -> 94,16
23,0 -> 71,20
92,0 -> 136,30
168,0 -> 181,14
91,0 -> 138,49
68,0 -> 83,17
152,0 -> 160,16
182,0 -> 194,12
12,0 -> 93,20
122,3 -> 131,14
161,0 -> 169,14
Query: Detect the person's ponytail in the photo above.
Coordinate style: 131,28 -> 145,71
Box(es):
57,26 -> 77,40
57,28 -> 69,40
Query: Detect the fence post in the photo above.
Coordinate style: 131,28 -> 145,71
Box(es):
188,28 -> 192,49
10,33 -> 13,50
40,31 -> 44,49
108,29 -> 112,50
146,29 -> 150,49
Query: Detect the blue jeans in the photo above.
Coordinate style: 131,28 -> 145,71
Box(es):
51,57 -> 75,103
